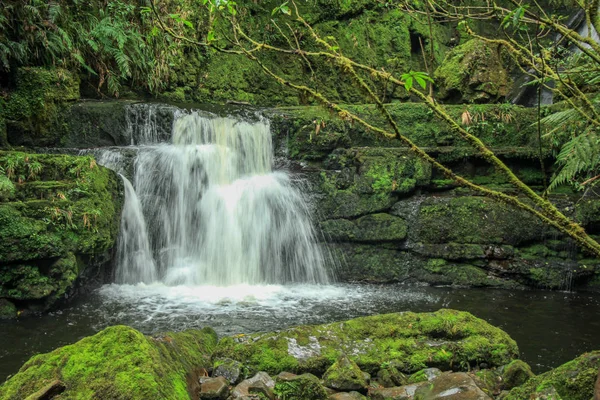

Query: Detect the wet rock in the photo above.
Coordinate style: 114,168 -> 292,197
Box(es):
230,372 -> 274,399
323,354 -> 368,391
273,372 -> 328,400
501,359 -> 534,390
214,357 -> 244,384
329,391 -> 367,399
408,368 -> 442,384
368,384 -> 424,400
413,372 -> 492,399
200,376 -> 229,399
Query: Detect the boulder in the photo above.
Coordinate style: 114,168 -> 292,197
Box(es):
0,326 -> 217,400
504,351 -> 600,400
501,359 -> 534,390
322,355 -> 368,391
199,376 -> 229,399
376,363 -> 408,387
230,372 -> 274,399
273,372 -> 328,400
213,310 -> 519,377
434,39 -> 512,103
413,372 -> 492,399
369,384 -> 424,400
213,357 -> 244,384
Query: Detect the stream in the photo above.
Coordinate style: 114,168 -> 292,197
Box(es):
2,283 -> 600,381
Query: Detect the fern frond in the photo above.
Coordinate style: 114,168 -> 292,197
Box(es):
548,130 -> 600,192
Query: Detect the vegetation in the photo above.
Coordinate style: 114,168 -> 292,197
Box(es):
144,0 -> 600,259
0,325 -> 218,400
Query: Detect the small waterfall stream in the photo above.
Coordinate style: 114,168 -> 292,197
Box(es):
108,105 -> 331,286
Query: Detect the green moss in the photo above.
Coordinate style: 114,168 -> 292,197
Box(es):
504,351 -> 600,400
320,213 -> 407,242
3,67 -> 79,147
0,325 -> 217,400
0,151 -> 121,310
416,196 -> 544,245
502,359 -> 534,390
213,309 -> 518,377
322,355 -> 368,390
434,39 -> 512,102
273,373 -> 329,400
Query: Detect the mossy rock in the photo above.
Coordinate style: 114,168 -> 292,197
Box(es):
212,309 -> 519,377
434,38 -> 512,103
322,354 -> 368,391
502,359 -> 534,390
503,351 -> 600,400
0,325 -> 218,400
320,213 -> 407,242
0,151 -> 122,311
270,104 -> 540,161
4,67 -> 79,147
415,196 -> 545,245
273,373 -> 329,400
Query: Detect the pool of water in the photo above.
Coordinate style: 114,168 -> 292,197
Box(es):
2,283 -> 600,381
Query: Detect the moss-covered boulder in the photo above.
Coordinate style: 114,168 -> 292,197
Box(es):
0,151 -> 122,314
435,39 -> 512,103
212,309 -> 519,377
0,325 -> 218,400
504,351 -> 600,400
273,372 -> 329,400
502,359 -> 534,390
322,354 -> 369,391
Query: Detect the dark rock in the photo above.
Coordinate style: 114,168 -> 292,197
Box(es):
322,354 -> 368,391
413,372 -> 492,399
0,298 -> 17,319
213,357 -> 244,384
0,326 -> 217,399
200,376 -> 229,399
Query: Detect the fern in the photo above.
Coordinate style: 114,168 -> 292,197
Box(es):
548,130 -> 600,192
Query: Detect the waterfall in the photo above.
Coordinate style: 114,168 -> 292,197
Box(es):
113,107 -> 331,286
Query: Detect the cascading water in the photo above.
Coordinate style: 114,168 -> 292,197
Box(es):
114,107 -> 331,286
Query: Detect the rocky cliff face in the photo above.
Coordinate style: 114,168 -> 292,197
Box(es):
269,104 -> 600,290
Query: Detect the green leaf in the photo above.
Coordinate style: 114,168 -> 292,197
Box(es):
183,20 -> 193,29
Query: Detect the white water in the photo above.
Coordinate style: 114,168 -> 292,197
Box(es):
114,106 -> 331,286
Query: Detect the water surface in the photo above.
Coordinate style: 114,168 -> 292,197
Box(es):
2,284 -> 599,381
